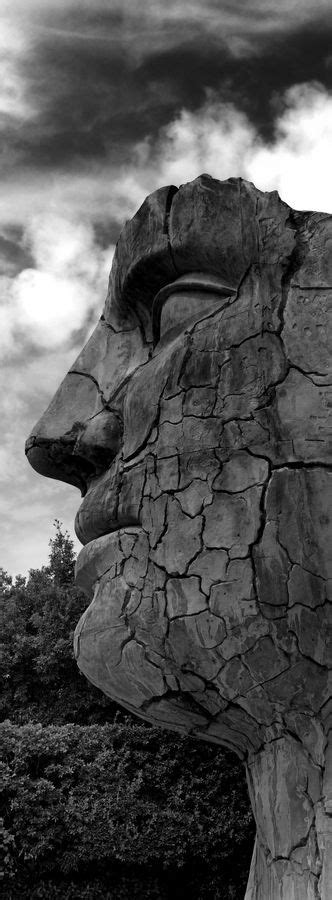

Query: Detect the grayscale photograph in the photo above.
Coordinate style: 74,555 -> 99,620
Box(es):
1,2 -> 331,898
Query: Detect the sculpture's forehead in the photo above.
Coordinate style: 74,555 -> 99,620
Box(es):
106,174 -> 293,321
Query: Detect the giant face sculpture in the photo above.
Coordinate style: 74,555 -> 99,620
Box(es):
26,176 -> 331,899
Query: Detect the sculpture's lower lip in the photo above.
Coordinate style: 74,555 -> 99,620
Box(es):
74,477 -> 120,544
75,525 -> 142,596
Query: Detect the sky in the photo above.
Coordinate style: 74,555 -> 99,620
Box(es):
1,0 -> 332,576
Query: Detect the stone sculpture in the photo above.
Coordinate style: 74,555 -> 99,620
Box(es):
26,175 -> 331,899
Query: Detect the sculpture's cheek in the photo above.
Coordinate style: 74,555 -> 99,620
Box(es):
123,322 -> 294,466
122,316 -> 226,462
122,337 -> 188,460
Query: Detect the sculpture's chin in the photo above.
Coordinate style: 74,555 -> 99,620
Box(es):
73,526 -> 154,713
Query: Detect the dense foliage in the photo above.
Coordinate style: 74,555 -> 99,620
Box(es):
0,523 -> 116,726
0,524 -> 254,898
1,720 -> 254,898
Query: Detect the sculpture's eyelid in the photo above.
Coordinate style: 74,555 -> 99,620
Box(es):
151,291 -> 167,345
131,301 -> 154,345
152,277 -> 237,346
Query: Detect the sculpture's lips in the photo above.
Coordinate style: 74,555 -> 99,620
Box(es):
75,526 -> 142,597
74,463 -> 131,545
73,459 -> 142,595
74,452 -> 148,545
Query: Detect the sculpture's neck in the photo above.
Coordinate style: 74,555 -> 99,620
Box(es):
244,734 -> 332,900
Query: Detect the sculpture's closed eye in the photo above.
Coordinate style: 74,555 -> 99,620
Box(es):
152,273 -> 236,345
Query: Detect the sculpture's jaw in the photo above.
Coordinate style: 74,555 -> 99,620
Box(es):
73,464 -> 331,765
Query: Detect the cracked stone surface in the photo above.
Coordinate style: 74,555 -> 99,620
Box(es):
26,175 -> 332,900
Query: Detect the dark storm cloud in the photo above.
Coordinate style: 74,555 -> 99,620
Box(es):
140,22 -> 332,140
2,1 -> 332,175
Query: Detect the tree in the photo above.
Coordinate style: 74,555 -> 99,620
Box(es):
48,519 -> 76,586
0,523 -> 116,725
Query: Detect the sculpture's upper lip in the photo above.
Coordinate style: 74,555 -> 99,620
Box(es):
74,461 -> 140,546
75,501 -> 138,547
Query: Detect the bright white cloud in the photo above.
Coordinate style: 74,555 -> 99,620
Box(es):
132,82 -> 332,214
248,83 -> 332,211
13,268 -> 94,348
0,214 -> 114,355
1,81 -> 331,241
143,98 -> 257,187
25,214 -> 106,281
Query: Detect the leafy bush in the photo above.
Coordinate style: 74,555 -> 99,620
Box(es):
1,720 -> 254,898
0,524 -> 117,726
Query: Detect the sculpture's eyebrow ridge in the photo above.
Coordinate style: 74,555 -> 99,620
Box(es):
104,175 -> 258,326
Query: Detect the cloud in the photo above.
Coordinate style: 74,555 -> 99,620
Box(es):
113,81 -> 332,214
0,165 -> 130,228
140,98 -> 256,187
1,458 -> 81,577
248,83 -> 332,210
1,80 -> 331,360
0,0 -> 331,181
4,1 -> 332,50
0,213 -> 114,356
1,79 -> 330,236
1,79 -> 331,359
0,20 -> 35,121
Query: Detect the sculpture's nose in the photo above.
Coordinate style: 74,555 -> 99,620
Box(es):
25,290 -> 150,492
25,364 -> 123,495
24,315 -> 137,495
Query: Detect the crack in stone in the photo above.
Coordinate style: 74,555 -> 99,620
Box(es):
278,208 -> 307,337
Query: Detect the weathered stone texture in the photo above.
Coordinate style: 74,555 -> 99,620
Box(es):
26,176 -> 332,899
